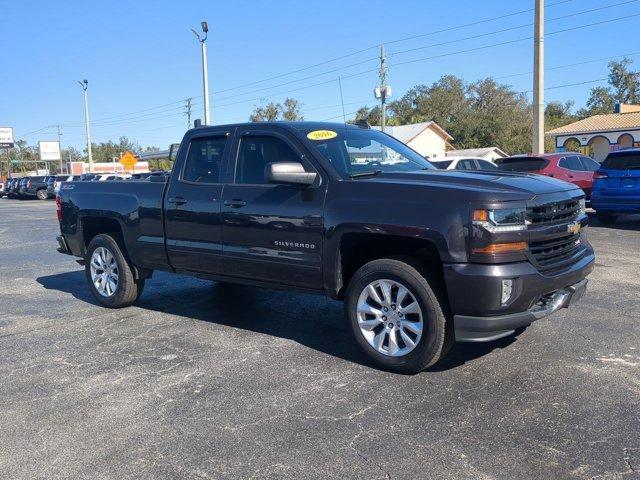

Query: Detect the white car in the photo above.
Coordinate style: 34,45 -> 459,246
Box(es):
430,156 -> 499,172
94,174 -> 132,181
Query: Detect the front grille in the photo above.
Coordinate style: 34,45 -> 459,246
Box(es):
527,199 -> 580,225
529,233 -> 582,272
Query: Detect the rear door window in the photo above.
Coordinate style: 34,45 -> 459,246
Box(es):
602,153 -> 640,170
476,159 -> 499,171
182,136 -> 228,183
496,157 -> 549,171
558,156 -> 584,171
457,159 -> 476,170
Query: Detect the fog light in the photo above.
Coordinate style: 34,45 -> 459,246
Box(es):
501,279 -> 514,305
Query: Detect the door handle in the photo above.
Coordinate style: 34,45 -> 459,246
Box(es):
168,197 -> 187,205
223,199 -> 247,208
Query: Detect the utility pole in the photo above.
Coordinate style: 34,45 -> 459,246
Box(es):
374,44 -> 391,132
192,21 -> 210,125
78,79 -> 93,172
532,0 -> 545,154
56,125 -> 64,174
185,98 -> 193,128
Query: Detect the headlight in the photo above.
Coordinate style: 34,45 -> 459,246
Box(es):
472,207 -> 527,232
579,198 -> 586,215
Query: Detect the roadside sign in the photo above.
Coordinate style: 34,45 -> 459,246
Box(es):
0,127 -> 14,148
38,141 -> 61,161
119,151 -> 138,170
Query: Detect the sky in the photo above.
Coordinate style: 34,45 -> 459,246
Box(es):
1,0 -> 639,152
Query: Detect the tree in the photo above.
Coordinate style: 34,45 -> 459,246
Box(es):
249,98 -> 303,122
578,57 -> 639,117
281,98 -> 303,121
545,101 -> 576,151
249,102 -> 281,122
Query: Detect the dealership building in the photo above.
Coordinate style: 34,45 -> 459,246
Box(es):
547,103 -> 640,162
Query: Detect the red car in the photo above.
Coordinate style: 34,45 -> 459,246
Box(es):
495,153 -> 601,199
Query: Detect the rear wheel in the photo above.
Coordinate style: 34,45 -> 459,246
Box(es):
36,189 -> 48,200
345,258 -> 453,374
85,234 -> 144,308
596,212 -> 617,225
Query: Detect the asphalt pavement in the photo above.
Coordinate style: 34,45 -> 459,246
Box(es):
0,198 -> 639,480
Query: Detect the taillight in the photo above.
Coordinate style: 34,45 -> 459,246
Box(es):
593,171 -> 608,179
55,195 -> 62,221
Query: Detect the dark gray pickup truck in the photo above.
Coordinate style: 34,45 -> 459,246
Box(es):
56,121 -> 594,373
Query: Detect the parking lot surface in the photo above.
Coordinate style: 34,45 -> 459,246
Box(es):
1,198 -> 639,480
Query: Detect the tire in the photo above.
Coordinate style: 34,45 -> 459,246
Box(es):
345,257 -> 453,374
36,189 -> 48,200
596,212 -> 617,225
85,234 -> 145,308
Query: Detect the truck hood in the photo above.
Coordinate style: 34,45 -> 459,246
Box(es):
356,169 -> 581,199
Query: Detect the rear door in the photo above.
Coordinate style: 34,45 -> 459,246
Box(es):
221,127 -> 326,289
558,155 -> 591,190
163,129 -> 233,273
599,152 -> 640,195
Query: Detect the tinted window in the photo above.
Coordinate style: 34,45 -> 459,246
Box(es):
602,152 -> 640,170
236,136 -> 300,184
559,156 -> 583,171
495,157 -> 549,171
433,160 -> 452,170
476,159 -> 499,171
456,159 -> 477,170
579,156 -> 600,172
183,136 -> 227,183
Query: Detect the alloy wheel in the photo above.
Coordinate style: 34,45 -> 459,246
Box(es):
90,247 -> 119,297
356,279 -> 424,357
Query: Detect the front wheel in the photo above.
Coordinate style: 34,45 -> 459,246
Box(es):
85,234 -> 144,308
345,258 -> 453,374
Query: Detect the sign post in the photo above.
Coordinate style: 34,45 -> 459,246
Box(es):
0,127 -> 13,178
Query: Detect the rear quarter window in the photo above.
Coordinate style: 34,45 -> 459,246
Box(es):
602,153 -> 640,169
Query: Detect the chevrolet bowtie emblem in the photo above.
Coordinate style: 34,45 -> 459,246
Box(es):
567,221 -> 581,235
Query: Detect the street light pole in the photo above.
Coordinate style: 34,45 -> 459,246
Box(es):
192,21 -> 210,125
78,79 -> 93,173
532,0 -> 545,154
56,125 -> 64,174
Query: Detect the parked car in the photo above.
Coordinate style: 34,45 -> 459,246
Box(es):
56,122 -> 594,374
0,179 -> 8,197
431,156 -> 499,171
7,178 -> 20,197
591,149 -> 640,224
18,176 -> 50,200
495,153 -> 601,200
93,173 -> 132,181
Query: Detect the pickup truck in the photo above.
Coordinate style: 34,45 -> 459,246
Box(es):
56,121 -> 594,373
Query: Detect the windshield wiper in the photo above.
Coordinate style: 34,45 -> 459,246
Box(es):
349,169 -> 383,178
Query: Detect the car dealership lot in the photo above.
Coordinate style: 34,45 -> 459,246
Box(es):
0,198 -> 639,480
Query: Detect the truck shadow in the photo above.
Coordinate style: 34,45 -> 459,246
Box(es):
36,270 -> 521,373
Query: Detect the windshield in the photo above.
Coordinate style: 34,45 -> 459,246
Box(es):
304,127 -> 434,177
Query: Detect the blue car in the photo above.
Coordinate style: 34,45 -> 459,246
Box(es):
592,149 -> 640,224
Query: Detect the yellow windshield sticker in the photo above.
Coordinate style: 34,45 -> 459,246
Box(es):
307,130 -> 338,140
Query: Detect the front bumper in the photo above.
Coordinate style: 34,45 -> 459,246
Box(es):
444,246 -> 594,342
454,279 -> 588,341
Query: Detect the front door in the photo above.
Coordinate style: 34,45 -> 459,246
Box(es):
221,130 -> 326,289
164,130 -> 232,274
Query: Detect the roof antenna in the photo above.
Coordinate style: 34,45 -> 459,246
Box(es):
338,77 -> 347,124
